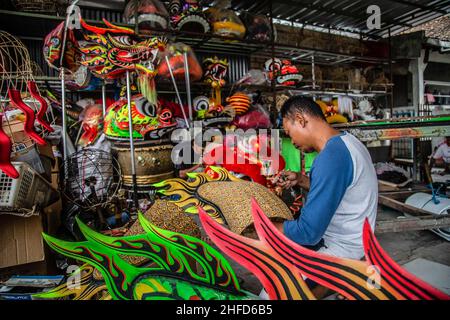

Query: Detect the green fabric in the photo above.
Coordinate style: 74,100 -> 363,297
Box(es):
281,138 -> 301,172
281,138 -> 318,173
303,151 -> 318,173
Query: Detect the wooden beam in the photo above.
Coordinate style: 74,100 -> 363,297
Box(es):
378,194 -> 433,217
375,216 -> 450,234
379,189 -> 429,201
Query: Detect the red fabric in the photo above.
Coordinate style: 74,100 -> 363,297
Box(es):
94,97 -> 115,109
203,143 -> 285,186
8,88 -> 46,146
27,81 -> 54,132
232,109 -> 271,130
0,114 -> 19,179
158,98 -> 188,119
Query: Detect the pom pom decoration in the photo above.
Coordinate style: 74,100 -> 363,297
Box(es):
226,92 -> 251,116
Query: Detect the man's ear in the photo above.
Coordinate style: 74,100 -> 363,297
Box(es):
294,112 -> 307,128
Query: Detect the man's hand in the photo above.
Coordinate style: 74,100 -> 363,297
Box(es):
273,221 -> 285,234
271,171 -> 299,189
271,171 -> 310,191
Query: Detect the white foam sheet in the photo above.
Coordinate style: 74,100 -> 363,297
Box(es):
402,258 -> 450,295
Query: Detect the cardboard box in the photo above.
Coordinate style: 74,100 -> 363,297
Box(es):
0,215 -> 45,269
0,198 -> 61,271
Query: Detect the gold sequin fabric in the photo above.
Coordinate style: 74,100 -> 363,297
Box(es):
124,199 -> 201,265
197,181 -> 293,237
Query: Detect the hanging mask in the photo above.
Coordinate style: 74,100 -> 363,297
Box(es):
77,18 -> 167,106
43,21 -> 81,72
264,58 -> 302,86
78,104 -> 104,147
203,56 -> 228,88
206,7 -> 246,39
169,0 -> 210,33
239,12 -> 273,42
124,0 -> 170,32
203,56 -> 229,109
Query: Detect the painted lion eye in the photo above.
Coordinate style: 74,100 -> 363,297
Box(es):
135,96 -> 156,117
193,96 -> 209,111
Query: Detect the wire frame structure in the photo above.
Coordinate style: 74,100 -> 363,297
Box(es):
64,148 -> 122,209
0,30 -> 55,154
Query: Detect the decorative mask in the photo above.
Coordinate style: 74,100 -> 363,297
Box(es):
43,21 -> 80,72
239,12 -> 273,42
78,104 -> 104,147
168,0 -> 210,33
156,42 -> 202,82
192,95 -> 233,126
316,100 -> 348,124
104,94 -> 177,140
203,56 -> 228,108
40,214 -> 258,300
123,0 -> 170,32
43,22 -> 96,91
206,7 -> 246,39
78,18 -> 167,105
264,58 -> 303,86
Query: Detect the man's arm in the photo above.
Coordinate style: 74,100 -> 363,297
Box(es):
282,144 -> 354,246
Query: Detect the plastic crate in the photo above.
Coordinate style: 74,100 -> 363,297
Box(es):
0,162 -> 56,213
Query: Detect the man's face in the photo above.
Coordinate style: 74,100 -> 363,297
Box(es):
282,114 -> 315,153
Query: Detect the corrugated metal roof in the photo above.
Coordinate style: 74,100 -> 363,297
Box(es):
221,0 -> 450,39
401,14 -> 450,41
74,0 -> 450,39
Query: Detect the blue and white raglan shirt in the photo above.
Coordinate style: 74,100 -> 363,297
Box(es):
283,132 -> 378,260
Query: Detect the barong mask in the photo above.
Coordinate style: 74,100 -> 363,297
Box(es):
169,0 -> 210,33
124,0 -> 170,32
265,58 -> 303,86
